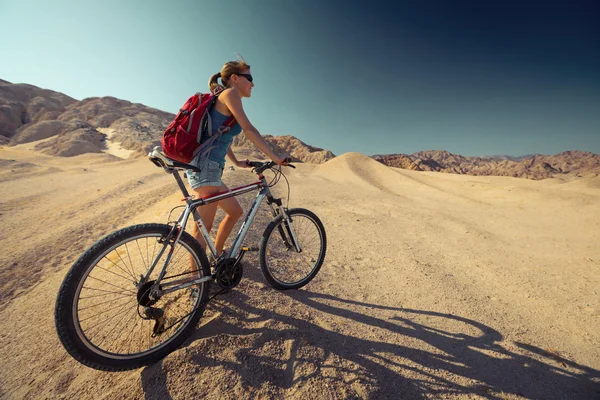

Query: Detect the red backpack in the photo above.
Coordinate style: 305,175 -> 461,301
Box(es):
161,92 -> 236,163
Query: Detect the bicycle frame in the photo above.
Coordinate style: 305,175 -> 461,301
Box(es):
142,168 -> 297,297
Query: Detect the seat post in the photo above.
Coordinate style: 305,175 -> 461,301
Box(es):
172,170 -> 191,197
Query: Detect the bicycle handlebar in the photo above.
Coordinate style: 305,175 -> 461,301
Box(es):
246,158 -> 295,174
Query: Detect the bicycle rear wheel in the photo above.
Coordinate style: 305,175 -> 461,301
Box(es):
55,223 -> 210,371
259,208 -> 327,290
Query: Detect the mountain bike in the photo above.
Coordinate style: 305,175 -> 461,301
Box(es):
54,146 -> 327,371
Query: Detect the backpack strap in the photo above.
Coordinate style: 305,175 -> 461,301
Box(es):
210,91 -> 237,134
217,116 -> 237,134
192,94 -> 238,160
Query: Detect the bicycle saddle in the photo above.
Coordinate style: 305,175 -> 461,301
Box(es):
148,146 -> 201,172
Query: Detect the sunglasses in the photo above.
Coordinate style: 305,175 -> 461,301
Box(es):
236,73 -> 253,83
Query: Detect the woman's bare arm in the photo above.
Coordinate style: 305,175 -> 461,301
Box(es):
220,90 -> 285,164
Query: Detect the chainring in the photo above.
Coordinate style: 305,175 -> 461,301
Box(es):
215,258 -> 243,290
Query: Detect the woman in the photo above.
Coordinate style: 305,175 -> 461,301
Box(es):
187,58 -> 287,260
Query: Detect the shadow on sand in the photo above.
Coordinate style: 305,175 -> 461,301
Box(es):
141,271 -> 600,399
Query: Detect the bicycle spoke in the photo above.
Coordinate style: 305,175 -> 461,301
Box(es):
88,307 -> 135,347
125,312 -> 140,354
102,253 -> 137,281
169,246 -> 186,269
80,287 -> 134,298
124,242 -> 137,277
138,314 -> 147,354
85,275 -> 137,294
262,211 -> 325,288
86,300 -> 137,342
171,301 -> 192,322
92,264 -> 136,283
136,239 -> 148,273
79,296 -> 135,323
78,295 -> 134,312
151,237 -> 158,271
59,225 -> 210,366
97,306 -> 138,351
115,248 -> 136,280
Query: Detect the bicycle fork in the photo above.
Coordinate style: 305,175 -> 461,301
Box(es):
267,197 -> 302,253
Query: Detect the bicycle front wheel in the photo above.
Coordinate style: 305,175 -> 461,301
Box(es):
55,223 -> 210,371
259,208 -> 327,290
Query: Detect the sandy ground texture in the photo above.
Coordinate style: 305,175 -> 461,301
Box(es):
97,128 -> 135,159
0,143 -> 599,399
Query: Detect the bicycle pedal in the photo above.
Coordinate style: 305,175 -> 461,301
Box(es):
241,246 -> 259,252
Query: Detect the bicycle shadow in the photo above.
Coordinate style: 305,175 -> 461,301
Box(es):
139,263 -> 600,399
287,290 -> 600,398
140,359 -> 173,400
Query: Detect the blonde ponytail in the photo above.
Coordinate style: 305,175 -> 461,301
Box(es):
208,72 -> 226,94
208,57 -> 251,94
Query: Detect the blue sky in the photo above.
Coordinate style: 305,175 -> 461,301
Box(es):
1,0 -> 598,156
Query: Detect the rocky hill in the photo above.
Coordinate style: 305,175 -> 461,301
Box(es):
373,150 -> 600,180
231,134 -> 335,163
2,79 -> 596,178
0,80 -> 334,163
0,79 -> 173,157
0,80 -> 77,144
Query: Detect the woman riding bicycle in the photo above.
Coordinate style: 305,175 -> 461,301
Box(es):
188,57 -> 288,258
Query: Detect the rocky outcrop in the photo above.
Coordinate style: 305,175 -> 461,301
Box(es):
263,135 -> 335,164
34,123 -> 105,157
372,154 -> 421,171
0,80 -> 175,157
0,81 -> 76,140
374,150 -> 600,180
232,134 -> 335,164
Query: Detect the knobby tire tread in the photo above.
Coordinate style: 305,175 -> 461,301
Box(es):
54,223 -> 210,371
259,208 -> 327,290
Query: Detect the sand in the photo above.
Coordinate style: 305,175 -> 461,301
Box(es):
97,128 -> 135,159
0,145 -> 598,399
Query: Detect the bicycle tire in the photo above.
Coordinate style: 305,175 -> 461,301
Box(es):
259,208 -> 327,290
54,223 -> 210,371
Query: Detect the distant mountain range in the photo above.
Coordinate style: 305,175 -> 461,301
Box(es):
1,78 -> 597,180
372,150 -> 600,180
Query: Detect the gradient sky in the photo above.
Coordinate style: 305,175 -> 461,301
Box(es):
1,0 -> 598,156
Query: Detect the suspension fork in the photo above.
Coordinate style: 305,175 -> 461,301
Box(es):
266,195 -> 302,252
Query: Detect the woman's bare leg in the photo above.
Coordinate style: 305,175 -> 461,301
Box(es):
189,185 -> 220,274
213,184 -> 243,256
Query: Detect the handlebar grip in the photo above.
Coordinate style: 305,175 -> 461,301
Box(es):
246,159 -> 295,174
284,157 -> 296,168
246,161 -> 264,168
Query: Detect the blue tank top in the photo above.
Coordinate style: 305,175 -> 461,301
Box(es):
205,107 -> 242,168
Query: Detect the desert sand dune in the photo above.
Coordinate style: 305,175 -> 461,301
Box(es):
0,145 -> 598,399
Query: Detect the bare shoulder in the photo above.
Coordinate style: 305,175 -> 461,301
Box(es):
215,89 -> 240,115
218,88 -> 240,104
218,89 -> 244,112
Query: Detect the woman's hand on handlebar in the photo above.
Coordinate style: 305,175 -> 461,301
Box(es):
273,154 -> 290,166
235,159 -> 251,168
